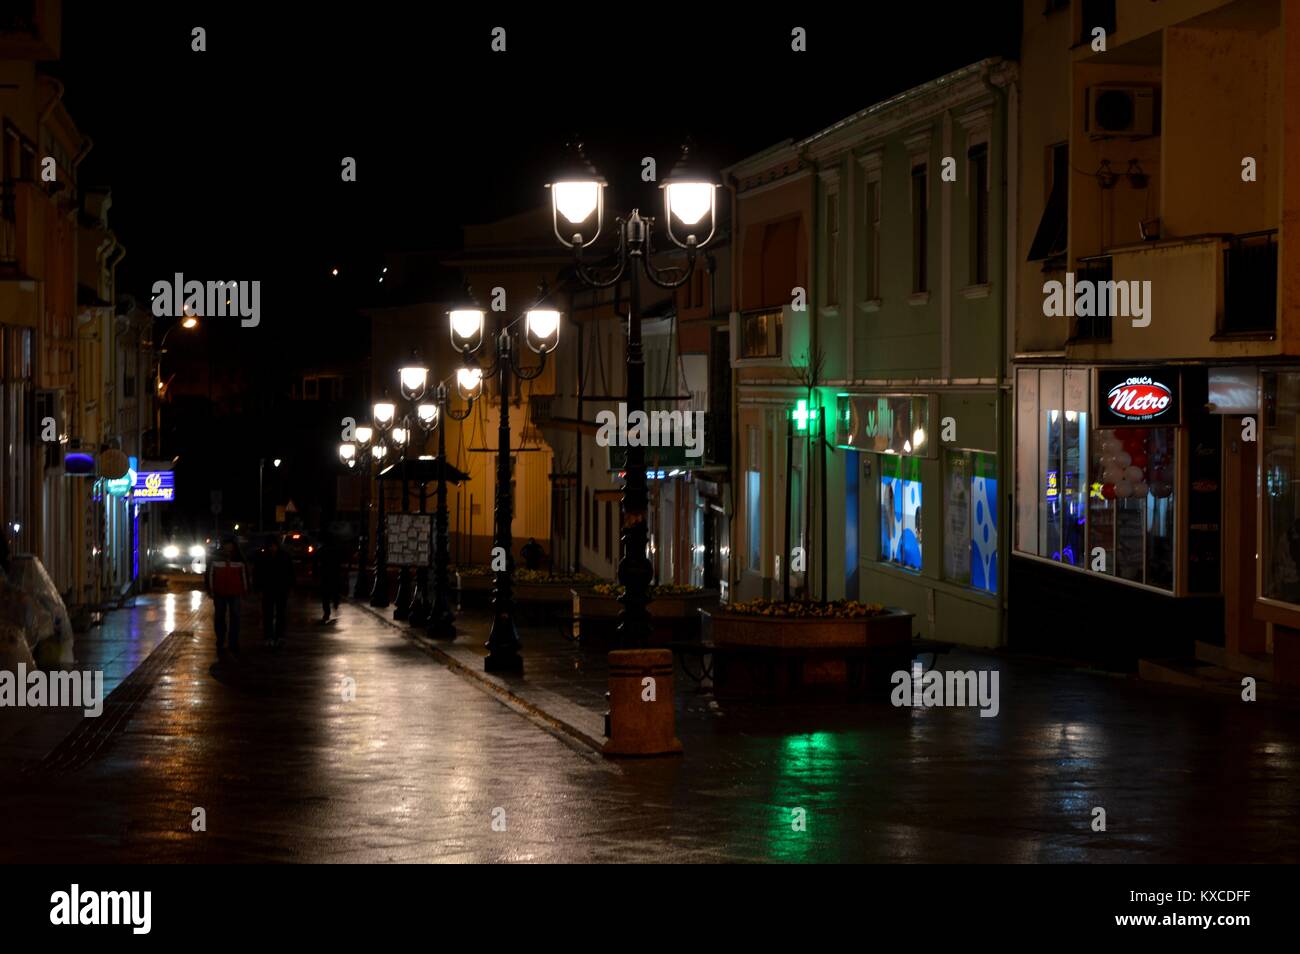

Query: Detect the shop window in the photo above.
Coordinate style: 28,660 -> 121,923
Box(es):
1088,425 -> 1175,590
1263,372 -> 1300,602
944,449 -> 997,594
880,454 -> 922,571
1018,368 -> 1088,565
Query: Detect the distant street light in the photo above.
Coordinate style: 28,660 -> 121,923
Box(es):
450,292 -> 560,673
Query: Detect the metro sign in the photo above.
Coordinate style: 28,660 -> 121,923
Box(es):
1106,376 -> 1173,422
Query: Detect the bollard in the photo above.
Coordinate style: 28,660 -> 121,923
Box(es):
602,648 -> 683,757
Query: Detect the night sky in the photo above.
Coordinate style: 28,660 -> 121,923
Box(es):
48,4 -> 1020,531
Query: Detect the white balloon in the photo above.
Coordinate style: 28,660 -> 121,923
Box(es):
1115,450 -> 1132,468
1124,465 -> 1144,483
1114,479 -> 1134,498
1133,481 -> 1150,497
1102,467 -> 1123,484
1102,441 -> 1122,456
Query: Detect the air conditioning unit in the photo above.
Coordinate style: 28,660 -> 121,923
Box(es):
1086,85 -> 1160,139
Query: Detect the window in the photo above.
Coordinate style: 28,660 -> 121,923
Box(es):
911,164 -> 928,293
604,500 -> 613,562
746,469 -> 761,572
740,309 -> 782,359
880,454 -> 922,570
944,450 -> 998,593
1027,143 -> 1068,262
864,179 -> 881,300
1017,367 -> 1176,592
1089,425 -> 1175,590
824,189 -> 839,307
969,144 -> 989,286
1262,372 -> 1300,602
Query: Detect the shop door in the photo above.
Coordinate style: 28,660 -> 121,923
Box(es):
1224,414 -> 1266,654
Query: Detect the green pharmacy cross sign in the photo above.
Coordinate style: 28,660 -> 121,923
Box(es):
791,398 -> 812,433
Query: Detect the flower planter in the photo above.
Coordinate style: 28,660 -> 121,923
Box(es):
571,589 -> 719,644
704,607 -> 915,700
454,570 -> 599,618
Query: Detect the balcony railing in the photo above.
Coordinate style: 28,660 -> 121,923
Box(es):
1072,255 -> 1113,341
1221,229 -> 1277,336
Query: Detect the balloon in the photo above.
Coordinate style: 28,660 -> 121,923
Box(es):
1133,481 -> 1150,497
1115,450 -> 1132,468
1101,483 -> 1116,500
1124,465 -> 1144,483
1102,441 -> 1122,456
1130,427 -> 1149,439
1151,466 -> 1169,483
1152,481 -> 1173,498
1130,452 -> 1148,469
1114,479 -> 1134,498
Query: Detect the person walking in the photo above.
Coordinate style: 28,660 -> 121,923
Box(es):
314,537 -> 343,623
520,537 -> 546,571
256,535 -> 295,650
208,536 -> 249,661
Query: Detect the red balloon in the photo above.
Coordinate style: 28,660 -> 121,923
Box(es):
1130,427 -> 1149,440
1101,483 -> 1116,500
1130,452 -> 1148,469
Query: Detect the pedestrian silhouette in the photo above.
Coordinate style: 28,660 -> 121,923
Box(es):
521,537 -> 545,571
208,536 -> 249,661
315,536 -> 345,623
255,535 -> 294,650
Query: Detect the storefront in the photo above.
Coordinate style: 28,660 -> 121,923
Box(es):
1012,364 -> 1231,666
835,388 -> 1005,648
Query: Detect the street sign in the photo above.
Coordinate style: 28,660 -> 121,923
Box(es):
210,490 -> 222,515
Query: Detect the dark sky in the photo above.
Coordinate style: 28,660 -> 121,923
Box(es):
54,4 -> 1021,321
48,4 -> 1020,531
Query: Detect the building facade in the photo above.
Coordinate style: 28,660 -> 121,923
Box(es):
1011,0 -> 1300,680
728,59 -> 1015,648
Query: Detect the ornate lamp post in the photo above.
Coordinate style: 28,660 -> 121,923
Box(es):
392,359 -> 432,621
548,140 -> 719,646
450,299 -> 561,672
369,396 -> 395,607
427,383 -> 469,639
350,425 -> 375,598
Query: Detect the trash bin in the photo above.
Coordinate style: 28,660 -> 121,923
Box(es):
602,648 -> 683,757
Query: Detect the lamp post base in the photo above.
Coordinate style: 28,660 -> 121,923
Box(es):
369,569 -> 391,608
484,614 -> 522,673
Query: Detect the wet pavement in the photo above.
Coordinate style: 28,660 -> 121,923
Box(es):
1,584 -> 1298,862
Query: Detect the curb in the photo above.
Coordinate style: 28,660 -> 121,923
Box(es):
352,600 -> 609,754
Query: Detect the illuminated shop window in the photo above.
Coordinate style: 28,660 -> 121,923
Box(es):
1263,372 -> 1300,603
880,454 -> 922,571
1087,426 -> 1175,591
944,449 -> 997,594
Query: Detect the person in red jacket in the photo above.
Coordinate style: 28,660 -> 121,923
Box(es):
208,536 -> 249,661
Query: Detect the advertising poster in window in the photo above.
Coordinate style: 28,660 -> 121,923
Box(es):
880,455 -> 922,570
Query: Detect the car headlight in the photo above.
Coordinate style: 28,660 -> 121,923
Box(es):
189,545 -> 205,559
163,545 -> 180,560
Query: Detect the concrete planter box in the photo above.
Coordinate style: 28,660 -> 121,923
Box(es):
571,589 -> 719,643
704,608 -> 914,700
455,572 -> 598,613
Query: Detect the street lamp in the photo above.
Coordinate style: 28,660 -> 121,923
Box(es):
451,295 -> 561,672
425,383 -> 471,639
549,139 -> 719,647
350,426 -> 376,598
369,396 -> 395,607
